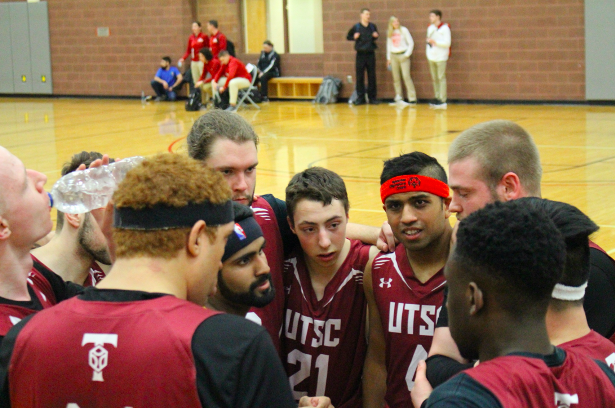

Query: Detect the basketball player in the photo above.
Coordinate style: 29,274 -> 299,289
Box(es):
412,201 -> 615,408
282,167 -> 377,407
426,120 -> 615,386
187,110 -> 394,355
31,151 -> 111,287
522,198 -> 615,367
0,153 -> 297,407
207,203 -> 273,316
0,146 -> 82,342
363,152 -> 452,408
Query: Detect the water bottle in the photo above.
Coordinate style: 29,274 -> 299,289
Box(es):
49,156 -> 144,214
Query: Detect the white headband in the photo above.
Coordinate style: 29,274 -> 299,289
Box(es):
551,282 -> 588,301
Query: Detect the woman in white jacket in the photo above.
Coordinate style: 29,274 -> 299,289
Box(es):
386,16 -> 416,104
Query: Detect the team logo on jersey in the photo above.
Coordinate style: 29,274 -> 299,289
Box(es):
380,278 -> 392,288
82,333 -> 118,382
554,392 -> 578,408
234,223 -> 247,240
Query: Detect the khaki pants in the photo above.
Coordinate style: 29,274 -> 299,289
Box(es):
390,53 -> 416,101
214,77 -> 251,105
191,61 -> 204,86
200,82 -> 212,103
428,60 -> 447,102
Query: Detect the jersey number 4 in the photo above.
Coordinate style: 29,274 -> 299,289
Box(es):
406,345 -> 428,391
288,350 -> 330,400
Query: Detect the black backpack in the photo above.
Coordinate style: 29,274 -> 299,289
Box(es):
226,39 -> 236,57
185,88 -> 202,111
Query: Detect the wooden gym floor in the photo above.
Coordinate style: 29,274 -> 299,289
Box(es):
1,97 -> 615,253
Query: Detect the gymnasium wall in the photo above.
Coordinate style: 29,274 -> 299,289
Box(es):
0,0 -> 585,100
261,0 -> 586,101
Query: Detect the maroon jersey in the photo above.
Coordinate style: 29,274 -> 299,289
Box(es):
84,261 -> 106,287
462,349 -> 615,407
247,196 -> 285,354
282,240 -> 371,407
0,267 -> 56,337
8,294 -> 219,407
560,330 -> 615,371
371,244 -> 446,408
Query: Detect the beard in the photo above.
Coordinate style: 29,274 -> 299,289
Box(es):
78,214 -> 112,265
217,270 -> 275,308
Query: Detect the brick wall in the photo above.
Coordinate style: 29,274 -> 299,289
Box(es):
3,0 -> 585,100
318,0 -> 585,100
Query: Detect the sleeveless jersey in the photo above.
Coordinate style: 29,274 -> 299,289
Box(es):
371,244 -> 446,408
559,330 -> 615,372
0,267 -> 56,337
8,294 -> 219,408
248,196 -> 285,354
282,240 -> 371,407
466,349 -> 615,407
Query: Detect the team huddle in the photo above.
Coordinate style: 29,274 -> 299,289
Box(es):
0,112 -> 614,407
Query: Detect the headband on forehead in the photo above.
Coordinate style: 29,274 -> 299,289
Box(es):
380,175 -> 450,203
114,200 -> 233,230
222,215 -> 264,262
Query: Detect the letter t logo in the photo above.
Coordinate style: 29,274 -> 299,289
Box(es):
81,333 -> 118,382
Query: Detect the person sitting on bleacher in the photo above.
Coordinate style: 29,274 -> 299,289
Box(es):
212,51 -> 252,112
150,56 -> 183,102
256,40 -> 280,102
195,49 -> 221,106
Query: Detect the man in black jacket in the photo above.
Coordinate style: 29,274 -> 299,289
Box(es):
256,40 -> 280,102
346,8 -> 379,105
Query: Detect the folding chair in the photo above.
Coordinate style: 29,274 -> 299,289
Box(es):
235,63 -> 261,111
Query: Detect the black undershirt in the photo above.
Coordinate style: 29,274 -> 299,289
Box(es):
0,289 -> 296,408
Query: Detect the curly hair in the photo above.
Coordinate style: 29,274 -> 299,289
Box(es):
113,153 -> 231,259
285,167 -> 349,226
187,110 -> 258,161
380,151 -> 447,185
454,200 -> 566,312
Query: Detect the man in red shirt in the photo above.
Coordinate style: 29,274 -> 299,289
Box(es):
412,201 -> 615,408
213,51 -> 252,112
31,151 -> 111,287
207,19 -> 227,58
179,21 -> 209,87
0,146 -> 83,343
363,152 -> 452,408
282,167 -> 376,407
195,48 -> 221,106
523,198 -> 615,370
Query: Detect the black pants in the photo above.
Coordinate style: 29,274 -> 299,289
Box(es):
356,51 -> 376,101
150,80 -> 177,101
256,71 -> 278,97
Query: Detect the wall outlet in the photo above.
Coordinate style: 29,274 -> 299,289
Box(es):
346,75 -> 353,83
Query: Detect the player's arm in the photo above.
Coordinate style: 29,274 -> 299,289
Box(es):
346,222 -> 396,253
363,249 -> 387,408
435,26 -> 451,48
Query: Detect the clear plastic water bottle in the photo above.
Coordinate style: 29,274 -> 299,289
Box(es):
49,156 -> 144,214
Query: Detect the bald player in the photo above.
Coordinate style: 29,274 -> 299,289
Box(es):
426,120 -> 615,386
0,146 -> 82,343
187,110 -> 394,354
412,201 -> 615,408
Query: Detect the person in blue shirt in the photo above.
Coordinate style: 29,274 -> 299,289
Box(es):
150,56 -> 183,101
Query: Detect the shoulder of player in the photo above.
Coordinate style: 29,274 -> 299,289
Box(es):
193,313 -> 267,349
426,372 -> 502,408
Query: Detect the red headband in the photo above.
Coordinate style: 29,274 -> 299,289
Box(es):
380,175 -> 450,203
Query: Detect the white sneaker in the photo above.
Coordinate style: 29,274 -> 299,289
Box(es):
433,102 -> 447,110
394,94 -> 403,102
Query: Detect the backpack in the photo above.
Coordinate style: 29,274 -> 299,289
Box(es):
314,76 -> 342,104
226,39 -> 236,57
213,89 -> 230,110
185,88 -> 202,111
